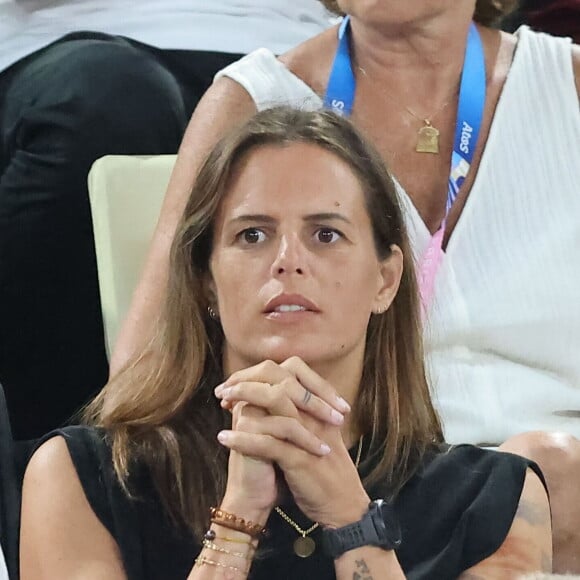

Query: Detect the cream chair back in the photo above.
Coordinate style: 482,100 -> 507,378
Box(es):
88,155 -> 176,358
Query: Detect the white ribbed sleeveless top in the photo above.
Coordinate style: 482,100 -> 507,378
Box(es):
217,27 -> 580,444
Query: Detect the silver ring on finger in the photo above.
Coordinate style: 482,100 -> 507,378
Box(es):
302,388 -> 313,405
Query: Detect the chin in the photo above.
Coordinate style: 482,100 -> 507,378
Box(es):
243,336 -> 328,366
258,345 -> 319,365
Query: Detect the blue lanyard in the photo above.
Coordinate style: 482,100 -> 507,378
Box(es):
324,16 -> 486,217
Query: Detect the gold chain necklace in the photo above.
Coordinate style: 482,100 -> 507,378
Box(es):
275,436 -> 364,558
357,65 -> 456,155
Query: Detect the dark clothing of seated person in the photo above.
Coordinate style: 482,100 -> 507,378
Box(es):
0,1 -> 331,440
502,0 -> 580,43
20,108 -> 552,580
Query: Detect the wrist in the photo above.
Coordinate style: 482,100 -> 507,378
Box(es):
219,496 -> 271,529
321,494 -> 370,528
321,499 -> 402,560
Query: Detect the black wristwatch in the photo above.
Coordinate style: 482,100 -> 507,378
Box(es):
321,499 -> 401,559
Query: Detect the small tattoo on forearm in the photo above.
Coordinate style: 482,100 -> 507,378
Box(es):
353,559 -> 373,580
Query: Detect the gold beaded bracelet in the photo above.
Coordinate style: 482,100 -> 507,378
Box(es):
209,507 -> 267,538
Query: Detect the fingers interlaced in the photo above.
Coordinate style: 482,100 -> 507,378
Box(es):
215,357 -> 350,426
233,407 -> 331,457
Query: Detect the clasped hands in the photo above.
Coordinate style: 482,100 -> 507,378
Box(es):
214,357 -> 371,529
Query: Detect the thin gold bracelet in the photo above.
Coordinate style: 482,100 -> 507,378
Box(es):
202,539 -> 252,560
218,535 -> 254,545
195,555 -> 247,574
204,528 -> 255,546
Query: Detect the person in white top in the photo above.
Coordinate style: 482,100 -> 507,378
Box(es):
0,1 -> 333,442
110,0 -> 580,572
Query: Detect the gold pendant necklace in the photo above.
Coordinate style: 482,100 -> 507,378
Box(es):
275,436 -> 364,558
357,64 -> 456,155
416,120 -> 440,154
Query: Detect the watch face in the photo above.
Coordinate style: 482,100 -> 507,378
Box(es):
376,500 -> 402,548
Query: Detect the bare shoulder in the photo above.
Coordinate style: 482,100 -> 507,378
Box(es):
22,436 -> 81,503
279,26 -> 339,96
21,436 -> 126,579
458,468 -> 552,579
572,44 -> 580,97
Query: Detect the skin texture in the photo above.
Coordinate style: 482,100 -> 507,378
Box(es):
21,142 -> 552,579
209,143 -> 401,385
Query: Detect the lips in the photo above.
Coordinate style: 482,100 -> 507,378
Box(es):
264,293 -> 320,314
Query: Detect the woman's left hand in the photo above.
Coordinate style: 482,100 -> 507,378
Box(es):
215,357 -> 371,527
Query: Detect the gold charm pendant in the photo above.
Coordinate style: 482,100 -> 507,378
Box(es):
416,121 -> 440,154
293,535 -> 316,558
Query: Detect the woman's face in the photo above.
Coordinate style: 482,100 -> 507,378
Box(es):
209,142 -> 402,373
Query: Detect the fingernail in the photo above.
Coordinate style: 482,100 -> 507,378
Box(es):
320,443 -> 331,455
330,409 -> 344,425
222,387 -> 233,399
217,431 -> 229,443
336,396 -> 351,413
214,383 -> 225,396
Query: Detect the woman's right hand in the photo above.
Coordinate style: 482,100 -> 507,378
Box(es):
217,357 -> 350,523
219,402 -> 278,525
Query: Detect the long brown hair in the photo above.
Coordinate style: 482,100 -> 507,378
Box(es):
318,0 -> 519,26
84,107 -> 443,537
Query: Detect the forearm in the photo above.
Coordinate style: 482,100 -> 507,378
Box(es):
187,498 -> 271,580
108,230 -> 171,374
335,547 -> 406,580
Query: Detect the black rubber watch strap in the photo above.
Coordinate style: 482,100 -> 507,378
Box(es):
321,499 -> 401,559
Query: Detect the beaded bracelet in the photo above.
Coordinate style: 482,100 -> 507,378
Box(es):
209,507 -> 267,538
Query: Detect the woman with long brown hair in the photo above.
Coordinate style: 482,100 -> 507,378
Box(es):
21,107 -> 550,579
109,0 -> 580,570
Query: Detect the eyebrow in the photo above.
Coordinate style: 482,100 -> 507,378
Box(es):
304,212 -> 352,225
228,212 -> 353,226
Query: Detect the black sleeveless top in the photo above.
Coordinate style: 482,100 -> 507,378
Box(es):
39,426 -> 544,580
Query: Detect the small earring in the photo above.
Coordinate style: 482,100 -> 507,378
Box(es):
375,306 -> 385,315
207,306 -> 219,320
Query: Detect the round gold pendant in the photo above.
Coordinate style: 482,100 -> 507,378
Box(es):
293,535 -> 316,558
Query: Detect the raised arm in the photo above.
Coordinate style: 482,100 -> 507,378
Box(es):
458,468 -> 552,579
109,77 -> 257,374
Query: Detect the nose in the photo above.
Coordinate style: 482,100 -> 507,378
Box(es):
270,234 -> 305,276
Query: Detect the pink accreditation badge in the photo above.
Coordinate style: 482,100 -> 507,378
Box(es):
418,223 -> 445,314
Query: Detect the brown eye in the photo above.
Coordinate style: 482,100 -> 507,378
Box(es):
241,229 -> 265,244
316,228 -> 340,244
